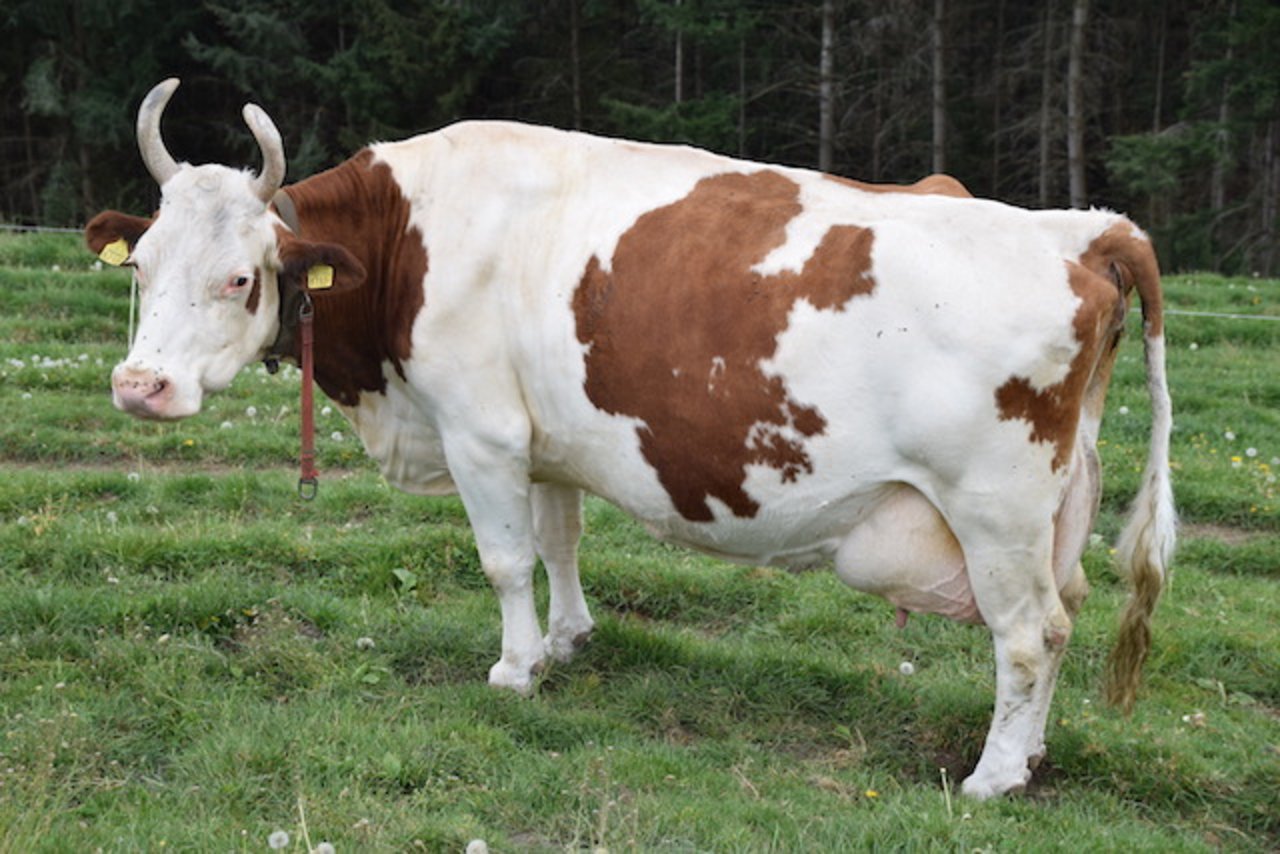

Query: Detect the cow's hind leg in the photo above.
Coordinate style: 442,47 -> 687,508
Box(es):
952,517 -> 1074,799
533,483 -> 594,662
1025,561 -> 1089,769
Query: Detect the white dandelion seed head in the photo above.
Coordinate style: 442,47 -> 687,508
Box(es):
1224,431 -> 1236,441
330,431 -> 344,442
21,392 -> 32,400
267,829 -> 290,849
127,472 -> 141,482
898,661 -> 915,676
466,841 -> 490,854
246,406 -> 258,418
1118,405 -> 1130,415
1245,447 -> 1258,458
220,421 -> 234,430
106,511 -> 118,525
315,844 -> 336,854
356,636 -> 375,650
1188,342 -> 1199,351
321,406 -> 333,417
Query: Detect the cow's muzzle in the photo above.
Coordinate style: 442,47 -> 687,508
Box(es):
111,363 -> 182,420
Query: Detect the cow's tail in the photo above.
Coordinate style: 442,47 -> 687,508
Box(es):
1103,225 -> 1177,712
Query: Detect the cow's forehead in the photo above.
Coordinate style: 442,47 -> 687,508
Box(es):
139,165 -> 274,263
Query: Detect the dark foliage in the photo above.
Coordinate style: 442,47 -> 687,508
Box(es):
2,0 -> 1276,272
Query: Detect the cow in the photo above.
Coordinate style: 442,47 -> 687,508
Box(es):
86,79 -> 1175,799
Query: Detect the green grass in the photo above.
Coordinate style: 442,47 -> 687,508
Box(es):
1,233 -> 1277,851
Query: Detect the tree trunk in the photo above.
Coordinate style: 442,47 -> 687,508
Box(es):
674,0 -> 684,105
1152,3 -> 1166,133
1067,0 -> 1089,209
818,0 -> 835,172
738,34 -> 747,157
570,0 -> 582,129
1038,4 -> 1054,207
990,0 -> 1005,195
931,0 -> 946,175
1211,0 -> 1236,214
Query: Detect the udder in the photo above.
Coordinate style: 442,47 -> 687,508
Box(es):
833,483 -> 981,623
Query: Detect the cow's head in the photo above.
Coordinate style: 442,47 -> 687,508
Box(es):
86,79 -> 363,420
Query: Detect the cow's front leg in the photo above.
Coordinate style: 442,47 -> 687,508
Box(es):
445,432 -> 545,695
533,483 -> 594,663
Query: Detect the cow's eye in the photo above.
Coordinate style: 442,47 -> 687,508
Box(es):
231,275 -> 251,289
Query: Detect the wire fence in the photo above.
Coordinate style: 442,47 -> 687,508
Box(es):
1,222 -> 84,234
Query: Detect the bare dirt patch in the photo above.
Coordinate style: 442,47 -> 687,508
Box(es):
1180,523 -> 1266,546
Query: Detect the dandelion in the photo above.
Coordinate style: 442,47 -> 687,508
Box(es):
1188,342 -> 1199,351
1118,405 -> 1130,415
1231,456 -> 1243,469
182,438 -> 195,447
356,636 -> 376,650
267,829 -> 290,849
21,392 -> 31,400
246,405 -> 258,418
466,842 -> 490,854
331,431 -> 344,442
220,421 -> 234,430
106,511 -> 119,525
898,661 -> 915,676
1224,430 -> 1236,441
864,789 -> 879,798
321,406 -> 333,417
1245,447 -> 1258,458
315,845 -> 335,854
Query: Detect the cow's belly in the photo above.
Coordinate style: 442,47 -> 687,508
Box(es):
342,386 -> 455,496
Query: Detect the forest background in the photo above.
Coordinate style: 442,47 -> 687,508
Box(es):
1,0 -> 1277,275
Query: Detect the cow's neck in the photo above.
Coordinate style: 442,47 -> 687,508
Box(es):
280,149 -> 428,407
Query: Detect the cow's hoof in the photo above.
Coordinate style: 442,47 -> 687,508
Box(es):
960,766 -> 1031,800
544,623 -> 594,663
488,658 -> 544,696
1026,745 -> 1047,770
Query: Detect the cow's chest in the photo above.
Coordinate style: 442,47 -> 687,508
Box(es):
340,384 -> 455,496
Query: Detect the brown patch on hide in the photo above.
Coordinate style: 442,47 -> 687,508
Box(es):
573,170 -> 877,522
995,249 -> 1128,471
276,150 -> 428,406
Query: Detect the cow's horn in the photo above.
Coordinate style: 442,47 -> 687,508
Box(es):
137,78 -> 182,187
243,103 -> 285,204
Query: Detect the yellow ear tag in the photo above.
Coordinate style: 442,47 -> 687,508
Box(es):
306,264 -> 335,291
99,239 -> 129,267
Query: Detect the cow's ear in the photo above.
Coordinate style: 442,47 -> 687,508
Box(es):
85,211 -> 152,265
277,234 -> 366,295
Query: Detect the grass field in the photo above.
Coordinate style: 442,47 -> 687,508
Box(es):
0,231 -> 1277,852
